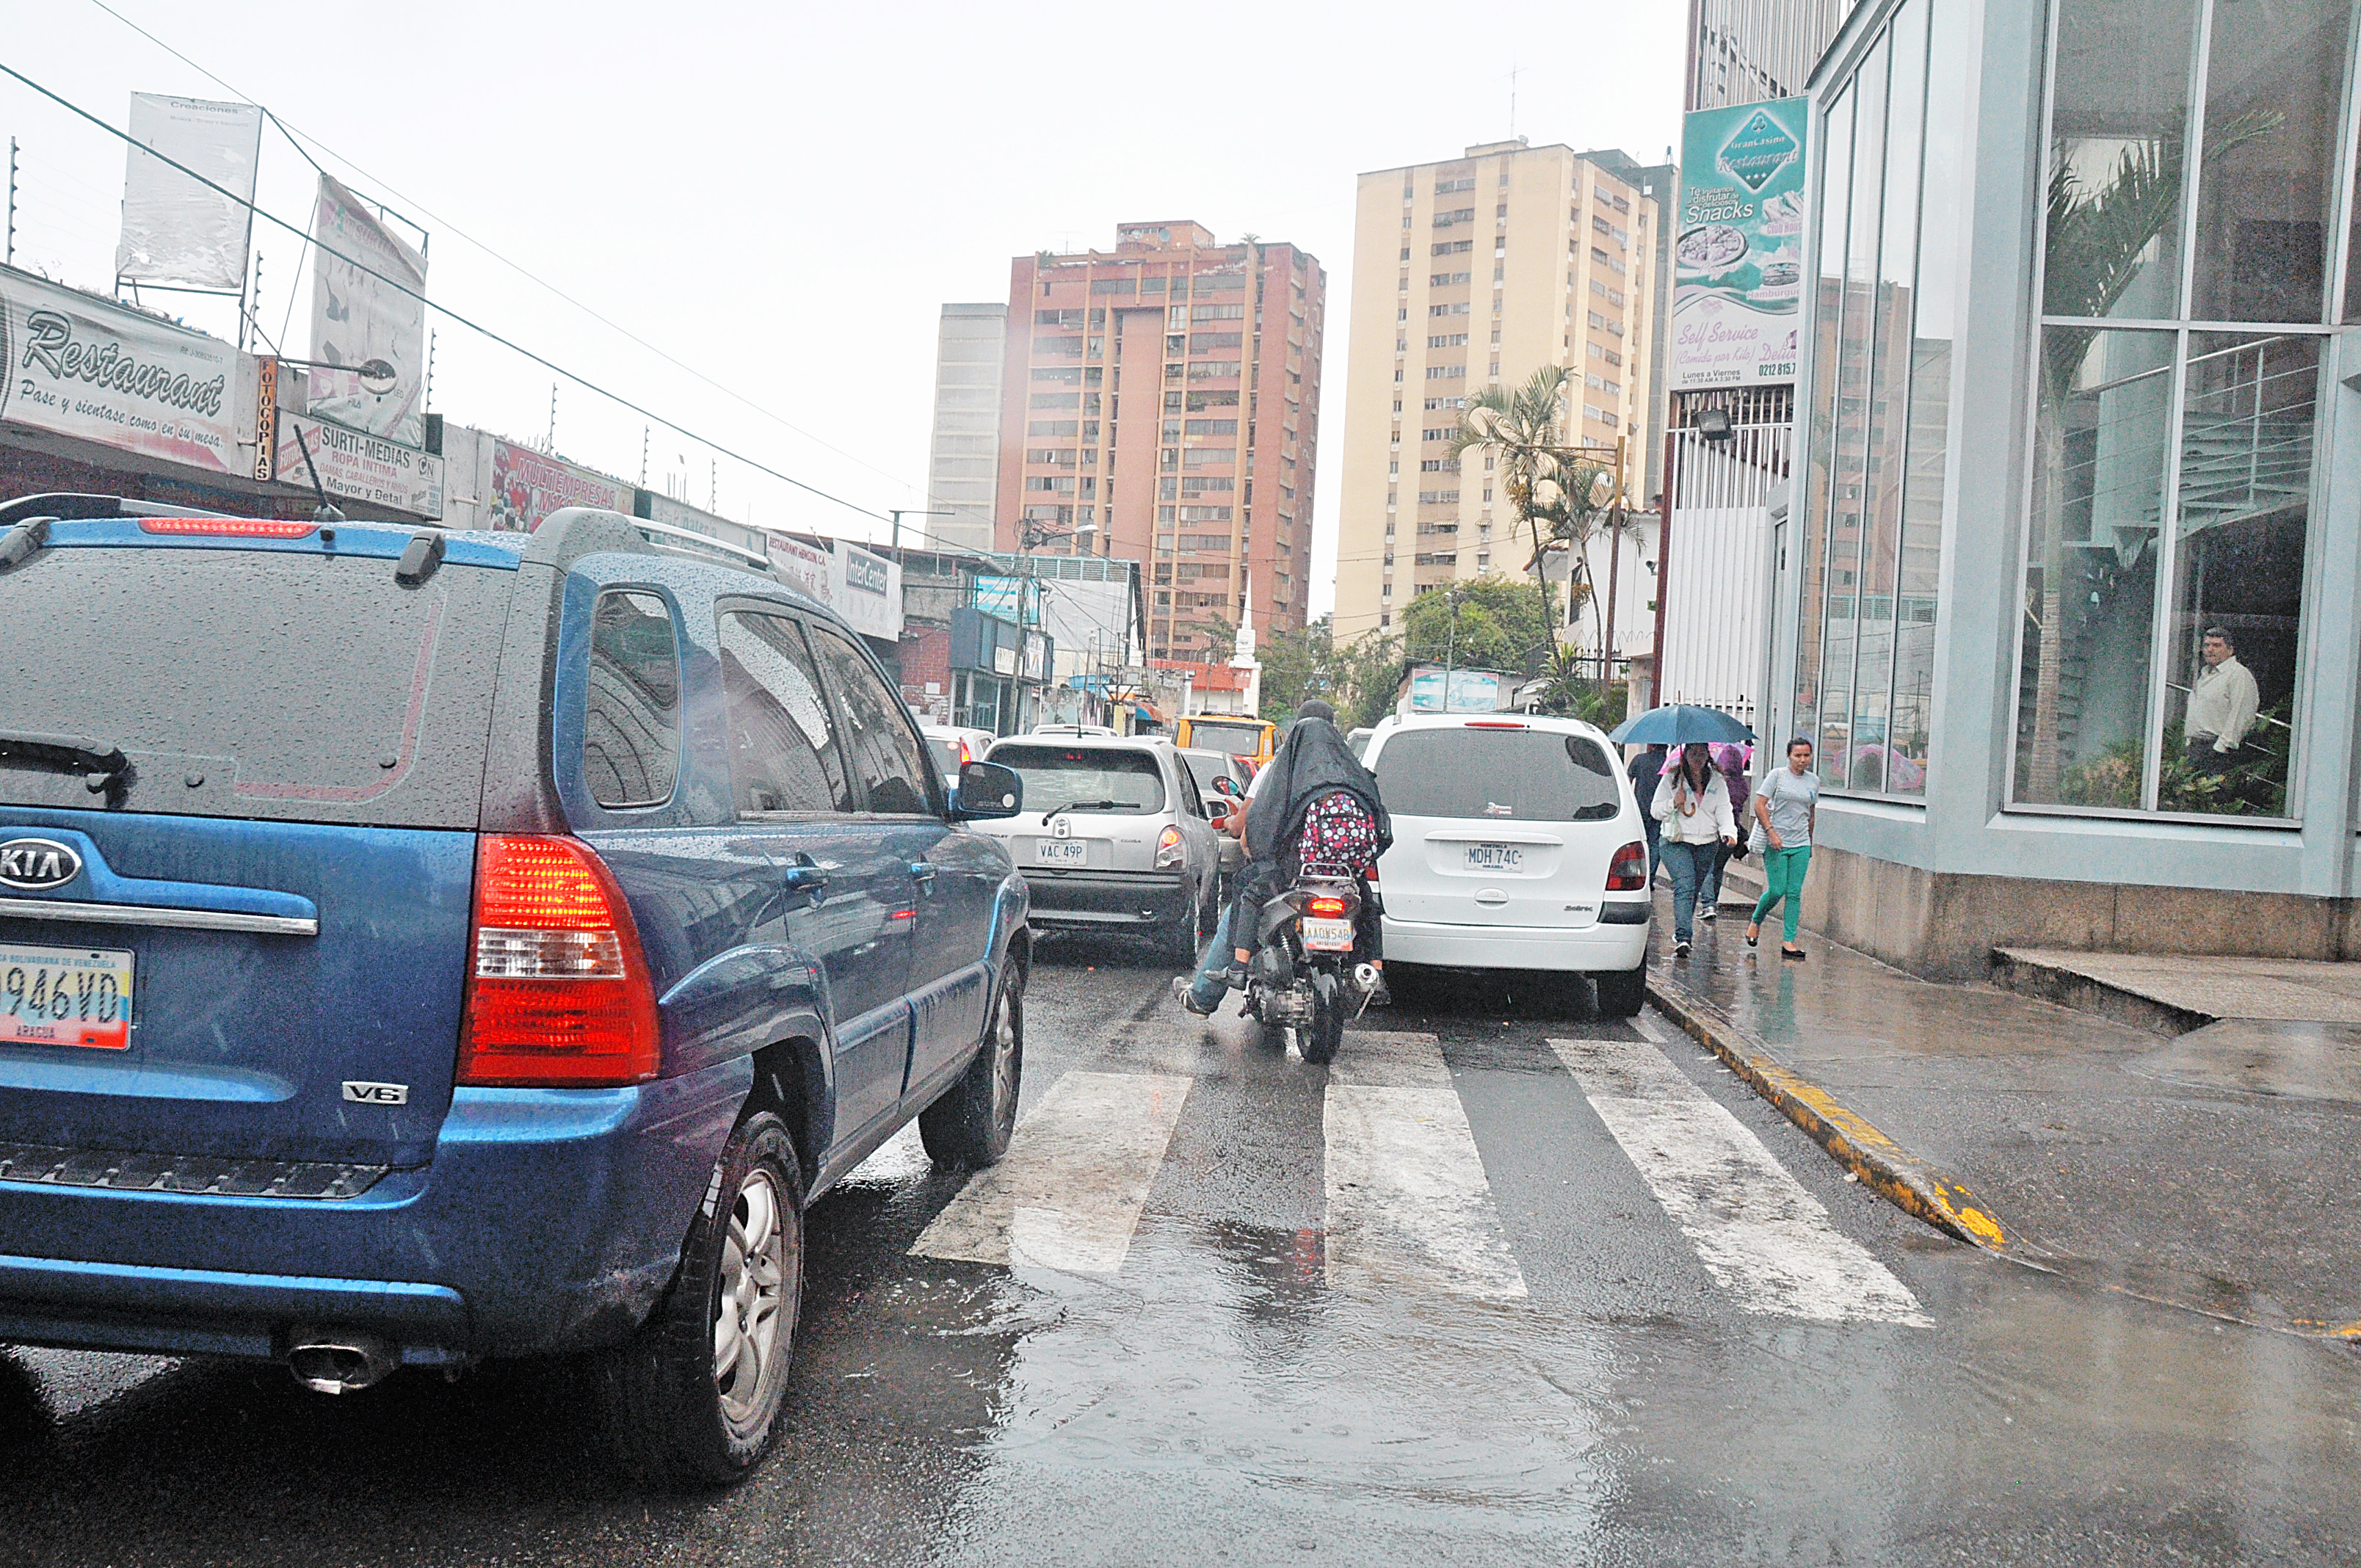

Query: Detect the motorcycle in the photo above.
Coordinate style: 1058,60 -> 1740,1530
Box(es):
1242,861 -> 1381,1065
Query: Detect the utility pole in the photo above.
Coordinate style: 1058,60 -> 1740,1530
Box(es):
6,139 -> 17,269
545,384 -> 558,453
888,508 -> 951,552
639,427 -> 649,486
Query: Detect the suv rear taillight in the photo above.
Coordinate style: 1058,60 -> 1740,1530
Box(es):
456,835 -> 660,1087
1606,841 -> 1649,892
1155,824 -> 1186,868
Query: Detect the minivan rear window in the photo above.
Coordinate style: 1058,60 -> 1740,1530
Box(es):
989,745 -> 1166,815
0,545 -> 512,827
1374,727 -> 1622,822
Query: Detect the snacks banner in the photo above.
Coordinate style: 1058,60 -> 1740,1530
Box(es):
1672,99 -> 1809,391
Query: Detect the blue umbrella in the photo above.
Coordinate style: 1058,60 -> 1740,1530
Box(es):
1608,703 -> 1756,746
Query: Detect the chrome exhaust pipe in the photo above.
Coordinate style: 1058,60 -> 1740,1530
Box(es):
1349,962 -> 1382,1020
287,1329 -> 399,1395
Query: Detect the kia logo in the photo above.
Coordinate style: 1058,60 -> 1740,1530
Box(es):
0,838 -> 82,891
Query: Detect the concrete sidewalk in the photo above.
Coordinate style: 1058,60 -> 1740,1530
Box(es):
1645,885 -> 2361,1339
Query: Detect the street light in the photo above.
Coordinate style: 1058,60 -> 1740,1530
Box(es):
278,355 -> 402,397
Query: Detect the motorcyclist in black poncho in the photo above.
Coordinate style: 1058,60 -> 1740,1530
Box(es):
1174,700 -> 1390,1015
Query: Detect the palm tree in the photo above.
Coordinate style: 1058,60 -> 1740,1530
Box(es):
1451,366 -> 1576,662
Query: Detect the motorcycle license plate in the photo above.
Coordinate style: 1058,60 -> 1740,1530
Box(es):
1,943 -> 134,1050
1301,917 -> 1354,952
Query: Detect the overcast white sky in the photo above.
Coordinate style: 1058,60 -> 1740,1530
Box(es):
5,1 -> 1683,612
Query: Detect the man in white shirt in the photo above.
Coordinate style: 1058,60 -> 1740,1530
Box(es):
2184,626 -> 2260,774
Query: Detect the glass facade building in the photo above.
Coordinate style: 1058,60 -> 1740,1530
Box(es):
1774,0 -> 2361,973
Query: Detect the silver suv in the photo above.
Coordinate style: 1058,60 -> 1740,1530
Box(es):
976,735 -> 1224,959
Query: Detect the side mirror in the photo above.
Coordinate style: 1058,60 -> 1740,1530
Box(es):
1211,775 -> 1238,798
951,760 -> 1023,821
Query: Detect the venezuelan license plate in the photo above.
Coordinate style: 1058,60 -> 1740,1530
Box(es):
1,943 -> 134,1051
1464,843 -> 1525,871
1301,917 -> 1355,952
1035,839 -> 1091,865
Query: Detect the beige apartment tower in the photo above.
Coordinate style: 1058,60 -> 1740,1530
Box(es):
1332,139 -> 1661,645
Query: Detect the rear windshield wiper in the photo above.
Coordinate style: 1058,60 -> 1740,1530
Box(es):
0,730 -> 135,800
1040,799 -> 1122,824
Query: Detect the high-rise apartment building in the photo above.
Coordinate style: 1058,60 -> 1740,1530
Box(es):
993,222 -> 1324,661
1332,140 -> 1661,645
1685,0 -> 1852,112
924,303 -> 1007,553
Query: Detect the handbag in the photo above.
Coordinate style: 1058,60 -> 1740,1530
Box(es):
1747,819 -> 1769,857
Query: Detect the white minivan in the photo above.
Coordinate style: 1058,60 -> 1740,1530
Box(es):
1361,713 -> 1652,1015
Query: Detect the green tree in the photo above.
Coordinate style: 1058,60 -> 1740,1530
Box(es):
1397,577 -> 1559,679
1261,616 -> 1405,729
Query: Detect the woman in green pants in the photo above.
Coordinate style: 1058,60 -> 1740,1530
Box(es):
1747,737 -> 1820,960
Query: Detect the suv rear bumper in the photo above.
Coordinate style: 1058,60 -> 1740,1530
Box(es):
1382,913 -> 1649,973
0,1057 -> 749,1367
1018,868 -> 1192,929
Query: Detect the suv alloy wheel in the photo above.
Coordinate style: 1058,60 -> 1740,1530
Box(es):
592,1110 -> 805,1487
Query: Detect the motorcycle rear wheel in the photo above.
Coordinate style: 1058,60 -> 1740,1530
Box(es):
1299,972 -> 1345,1065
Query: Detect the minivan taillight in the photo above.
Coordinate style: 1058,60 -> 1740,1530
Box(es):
1606,840 -> 1649,892
456,835 -> 660,1087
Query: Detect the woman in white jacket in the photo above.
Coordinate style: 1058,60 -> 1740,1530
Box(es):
1651,741 -> 1737,957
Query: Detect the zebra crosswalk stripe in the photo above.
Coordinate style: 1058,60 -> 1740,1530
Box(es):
1550,1036 -> 1930,1326
1323,1031 -> 1529,1303
910,1070 -> 1192,1275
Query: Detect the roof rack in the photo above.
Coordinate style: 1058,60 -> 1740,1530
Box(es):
626,517 -> 774,574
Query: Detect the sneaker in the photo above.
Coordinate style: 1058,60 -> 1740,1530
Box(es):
1171,976 -> 1219,1016
1674,939 -> 1692,957
1699,905 -> 1718,923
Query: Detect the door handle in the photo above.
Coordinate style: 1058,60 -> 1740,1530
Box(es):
782,853 -> 831,896
908,860 -> 937,882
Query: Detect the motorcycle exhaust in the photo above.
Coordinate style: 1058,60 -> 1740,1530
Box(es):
1349,962 -> 1382,1021
286,1329 -> 399,1395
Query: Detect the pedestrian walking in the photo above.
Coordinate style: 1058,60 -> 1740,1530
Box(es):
1747,737 -> 1820,961
1626,742 -> 1668,886
1695,742 -> 1750,921
1651,741 -> 1736,957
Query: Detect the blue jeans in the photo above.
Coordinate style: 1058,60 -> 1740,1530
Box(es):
1186,904 -> 1239,1011
1660,840 -> 1712,945
1698,841 -> 1730,908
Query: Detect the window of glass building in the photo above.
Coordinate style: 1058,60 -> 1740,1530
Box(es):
2010,0 -> 2350,819
1796,0 -> 1956,798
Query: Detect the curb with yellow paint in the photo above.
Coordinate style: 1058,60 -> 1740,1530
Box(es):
1644,968 -> 2361,1346
1643,974 -> 2025,1255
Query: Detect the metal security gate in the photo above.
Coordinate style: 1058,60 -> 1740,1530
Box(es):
1657,418 -> 1791,722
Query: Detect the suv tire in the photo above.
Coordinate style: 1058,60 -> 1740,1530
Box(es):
919,961 -> 1024,1168
591,1111 -> 804,1489
1594,965 -> 1646,1019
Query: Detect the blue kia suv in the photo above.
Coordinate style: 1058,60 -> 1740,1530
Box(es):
0,495 -> 1029,1484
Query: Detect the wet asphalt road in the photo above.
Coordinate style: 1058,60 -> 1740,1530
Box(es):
4,939 -> 2360,1567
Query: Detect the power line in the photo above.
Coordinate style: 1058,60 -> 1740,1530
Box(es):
79,0 -> 922,500
0,58 -> 893,527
